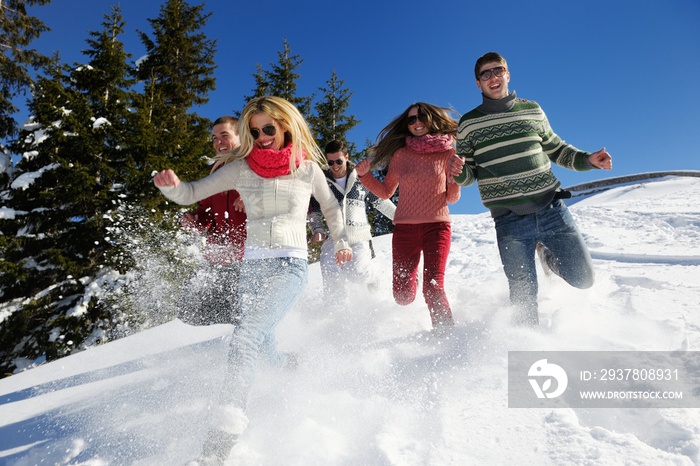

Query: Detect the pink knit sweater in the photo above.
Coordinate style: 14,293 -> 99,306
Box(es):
360,146 -> 460,224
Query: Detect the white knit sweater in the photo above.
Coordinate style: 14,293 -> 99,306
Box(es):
158,159 -> 349,259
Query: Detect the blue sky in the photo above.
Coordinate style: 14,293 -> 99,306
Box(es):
22,0 -> 700,214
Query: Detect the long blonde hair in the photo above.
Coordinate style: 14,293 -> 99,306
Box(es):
233,96 -> 326,172
370,102 -> 459,170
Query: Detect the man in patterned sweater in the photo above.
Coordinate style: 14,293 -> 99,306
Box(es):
310,140 -> 396,300
451,51 -> 612,326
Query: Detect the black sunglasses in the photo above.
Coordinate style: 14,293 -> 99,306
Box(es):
250,124 -> 277,140
407,114 -> 428,125
478,66 -> 506,81
327,159 -> 345,166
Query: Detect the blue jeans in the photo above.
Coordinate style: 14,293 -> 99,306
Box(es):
494,199 -> 594,324
219,257 -> 308,411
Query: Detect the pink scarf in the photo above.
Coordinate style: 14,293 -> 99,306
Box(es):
405,133 -> 454,154
246,142 -> 303,178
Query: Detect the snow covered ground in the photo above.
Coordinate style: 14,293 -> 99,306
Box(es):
1,175 -> 699,466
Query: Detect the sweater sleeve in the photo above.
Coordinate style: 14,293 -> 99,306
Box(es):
455,121 -> 478,187
446,179 -> 461,205
358,158 -> 400,199
311,164 -> 350,253
539,109 -> 595,172
368,193 -> 396,221
158,162 -> 239,205
307,196 -> 326,235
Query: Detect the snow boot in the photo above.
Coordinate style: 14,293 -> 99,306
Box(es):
536,243 -> 559,277
186,406 -> 249,465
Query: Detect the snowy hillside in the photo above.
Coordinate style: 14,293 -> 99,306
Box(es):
1,175 -> 699,465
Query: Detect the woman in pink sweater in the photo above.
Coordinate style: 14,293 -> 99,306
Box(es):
356,102 -> 461,330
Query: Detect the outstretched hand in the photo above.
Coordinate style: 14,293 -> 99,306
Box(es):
589,148 -> 612,170
153,169 -> 181,188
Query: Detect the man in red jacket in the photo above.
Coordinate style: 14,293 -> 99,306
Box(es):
179,116 -> 247,325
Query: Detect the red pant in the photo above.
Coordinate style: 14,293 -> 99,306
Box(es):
392,222 -> 452,325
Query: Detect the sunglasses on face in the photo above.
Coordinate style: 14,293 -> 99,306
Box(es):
478,66 -> 507,81
407,114 -> 428,125
327,159 -> 345,166
250,124 -> 277,140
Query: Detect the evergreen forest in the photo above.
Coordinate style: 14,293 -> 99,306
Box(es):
0,0 -> 395,377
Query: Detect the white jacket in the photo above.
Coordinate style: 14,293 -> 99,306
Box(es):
309,166 -> 395,245
159,159 -> 349,258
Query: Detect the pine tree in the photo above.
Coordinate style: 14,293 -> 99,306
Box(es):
309,69 -> 360,153
244,64 -> 269,103
128,0 -> 216,212
0,0 -> 51,187
0,7 -> 137,375
244,39 -> 312,117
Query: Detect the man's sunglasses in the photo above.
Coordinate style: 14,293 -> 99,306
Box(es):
407,114 -> 427,125
250,125 -> 277,140
327,159 -> 345,166
478,66 -> 506,81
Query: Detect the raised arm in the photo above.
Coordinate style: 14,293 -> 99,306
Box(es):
153,169 -> 180,188
589,147 -> 612,170
153,163 -> 239,206
356,158 -> 398,199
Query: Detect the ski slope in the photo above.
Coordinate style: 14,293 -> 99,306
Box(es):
1,175 -> 699,465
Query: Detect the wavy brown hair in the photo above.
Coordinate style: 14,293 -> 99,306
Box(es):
369,102 -> 459,170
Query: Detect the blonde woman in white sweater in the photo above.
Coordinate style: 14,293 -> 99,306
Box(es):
153,96 -> 351,466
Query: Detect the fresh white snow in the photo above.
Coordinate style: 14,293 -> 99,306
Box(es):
1,175 -> 699,465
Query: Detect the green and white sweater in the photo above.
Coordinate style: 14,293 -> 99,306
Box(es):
455,92 -> 596,217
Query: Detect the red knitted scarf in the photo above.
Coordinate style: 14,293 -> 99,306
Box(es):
246,142 -> 303,178
405,133 -> 454,154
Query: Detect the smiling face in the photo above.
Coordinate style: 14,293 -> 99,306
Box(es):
326,150 -> 348,179
249,112 -> 285,150
211,122 -> 240,155
407,106 -> 429,137
476,61 -> 511,100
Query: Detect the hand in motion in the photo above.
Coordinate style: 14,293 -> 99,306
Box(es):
355,159 -> 370,177
153,169 -> 180,188
312,232 -> 327,243
589,148 -> 612,170
335,249 -> 352,266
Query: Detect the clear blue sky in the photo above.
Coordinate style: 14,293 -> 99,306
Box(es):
22,0 -> 700,214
